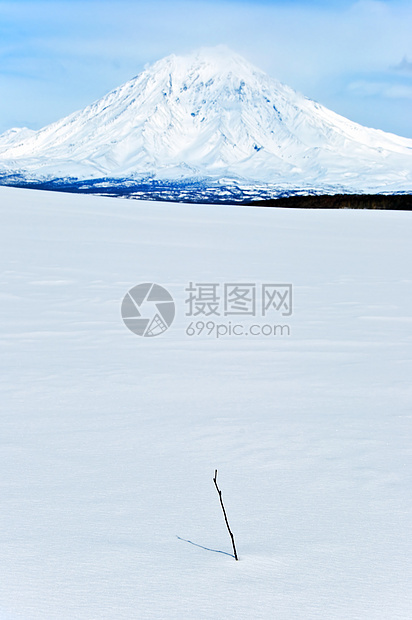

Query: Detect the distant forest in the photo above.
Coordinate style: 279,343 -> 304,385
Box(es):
249,194 -> 412,210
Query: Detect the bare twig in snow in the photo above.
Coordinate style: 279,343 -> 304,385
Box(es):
213,469 -> 238,561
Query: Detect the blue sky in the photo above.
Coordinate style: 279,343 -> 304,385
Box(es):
0,0 -> 411,137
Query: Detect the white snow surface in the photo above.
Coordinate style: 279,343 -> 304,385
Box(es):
1,186 -> 412,619
0,46 -> 412,193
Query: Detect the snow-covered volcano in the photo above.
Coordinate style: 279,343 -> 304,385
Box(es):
0,46 -> 411,200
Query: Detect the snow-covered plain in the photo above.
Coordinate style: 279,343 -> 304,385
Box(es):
1,186 -> 411,619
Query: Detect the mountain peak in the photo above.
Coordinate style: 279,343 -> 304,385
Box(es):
151,46 -> 258,72
0,47 -> 412,199
136,45 -> 268,98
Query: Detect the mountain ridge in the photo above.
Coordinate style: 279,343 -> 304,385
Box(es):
0,46 -> 411,200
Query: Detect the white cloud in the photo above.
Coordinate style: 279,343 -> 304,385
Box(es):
349,80 -> 412,99
392,55 -> 412,73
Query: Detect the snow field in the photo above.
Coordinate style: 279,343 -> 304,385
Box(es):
0,186 -> 411,619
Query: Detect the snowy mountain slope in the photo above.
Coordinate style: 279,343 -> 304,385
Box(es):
0,46 -> 412,196
1,186 -> 412,619
0,126 -> 35,147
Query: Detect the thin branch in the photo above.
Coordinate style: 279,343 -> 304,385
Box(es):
213,469 -> 238,561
